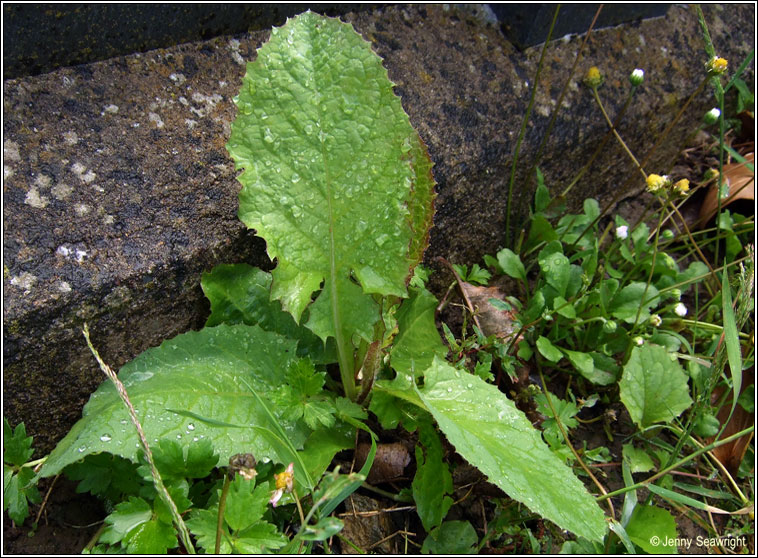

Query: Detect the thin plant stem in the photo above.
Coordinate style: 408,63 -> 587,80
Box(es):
591,87 -> 647,180
569,73 -> 711,251
505,4 -> 560,247
534,356 -> 615,517
215,475 -> 231,554
82,324 -> 196,554
596,426 -> 754,502
529,4 -> 603,182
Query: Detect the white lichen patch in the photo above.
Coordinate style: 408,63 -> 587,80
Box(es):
4,140 -> 21,162
185,119 -> 198,129
228,38 -> 245,65
63,131 -> 79,145
178,96 -> 190,106
10,272 -> 37,294
57,281 -> 72,293
170,72 -> 187,85
103,214 -> 115,225
103,104 -> 119,115
149,112 -> 165,128
74,203 -> 91,216
71,162 -> 96,183
57,244 -> 88,263
51,182 -> 74,200
35,173 -> 52,189
190,92 -> 224,118
25,187 -> 49,209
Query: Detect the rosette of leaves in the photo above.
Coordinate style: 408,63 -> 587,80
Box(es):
226,10 -> 435,399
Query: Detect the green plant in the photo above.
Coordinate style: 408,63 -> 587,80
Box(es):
20,10 -> 607,553
441,8 -> 754,551
3,419 -> 41,526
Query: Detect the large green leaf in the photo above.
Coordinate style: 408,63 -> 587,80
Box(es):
619,344 -> 693,429
39,325 -> 311,479
416,358 -> 607,542
227,12 -> 434,346
391,287 -> 447,376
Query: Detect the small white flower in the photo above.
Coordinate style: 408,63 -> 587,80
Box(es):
629,68 -> 645,86
674,303 -> 687,317
650,314 -> 662,327
634,336 -> 644,346
615,225 -> 629,239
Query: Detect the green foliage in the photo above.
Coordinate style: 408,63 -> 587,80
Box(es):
412,420 -> 454,531
3,420 -> 41,525
421,520 -> 479,554
226,10 -> 435,400
391,287 -> 448,376
416,358 -> 607,542
28,8 -> 754,555
625,505 -> 678,553
619,344 -> 693,429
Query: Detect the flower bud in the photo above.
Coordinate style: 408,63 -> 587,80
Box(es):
629,68 -> 644,86
583,66 -> 603,88
703,107 -> 721,125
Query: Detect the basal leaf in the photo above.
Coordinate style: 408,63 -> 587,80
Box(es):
391,287 -> 447,377
609,282 -> 660,324
227,12 -> 434,346
619,344 -> 693,429
625,504 -> 678,554
421,520 -> 478,554
417,358 -> 607,542
39,325 -> 308,479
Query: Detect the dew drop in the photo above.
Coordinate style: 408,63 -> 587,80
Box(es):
291,172 -> 301,183
304,124 -> 314,135
447,387 -> 453,393
467,383 -> 473,389
498,410 -> 506,420
187,423 -> 195,431
193,436 -> 200,442
78,446 -> 87,453
176,434 -> 182,439
401,136 -> 412,153
375,234 -> 389,247
263,128 -> 274,143
100,434 -> 112,442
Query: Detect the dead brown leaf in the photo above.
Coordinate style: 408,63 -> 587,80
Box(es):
708,366 -> 755,477
699,152 -> 754,227
460,282 -> 521,342
355,442 -> 411,484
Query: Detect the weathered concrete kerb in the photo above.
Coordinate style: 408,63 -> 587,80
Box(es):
3,4 -> 754,451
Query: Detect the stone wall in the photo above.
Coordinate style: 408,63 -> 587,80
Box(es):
3,4 -> 754,451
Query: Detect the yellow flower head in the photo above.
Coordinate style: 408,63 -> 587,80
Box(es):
706,56 -> 728,74
583,66 -> 603,88
673,178 -> 690,194
646,173 -> 669,193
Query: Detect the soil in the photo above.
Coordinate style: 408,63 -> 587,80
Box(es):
3,477 -> 104,555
